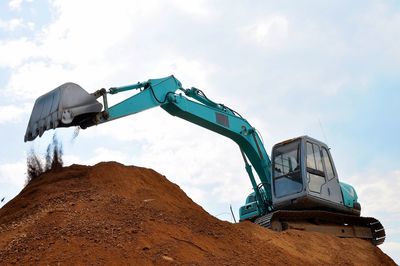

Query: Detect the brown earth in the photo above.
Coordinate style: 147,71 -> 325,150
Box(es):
0,162 -> 395,265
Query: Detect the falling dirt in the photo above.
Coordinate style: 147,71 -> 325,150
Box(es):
0,162 -> 395,265
26,149 -> 44,182
71,126 -> 80,142
26,134 -> 63,184
45,134 -> 63,171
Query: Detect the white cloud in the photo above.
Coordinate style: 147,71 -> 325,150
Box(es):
4,61 -> 70,99
356,2 -> 400,65
148,56 -> 218,89
0,38 -> 40,68
61,154 -> 80,166
170,0 -> 212,17
0,161 -> 26,187
243,15 -> 289,49
60,147 -> 129,167
0,18 -> 25,31
87,147 -> 130,165
348,170 -> 400,215
2,0 -> 220,100
0,104 -> 31,124
8,0 -> 23,10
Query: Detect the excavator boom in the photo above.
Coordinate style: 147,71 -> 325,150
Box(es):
25,75 -> 272,216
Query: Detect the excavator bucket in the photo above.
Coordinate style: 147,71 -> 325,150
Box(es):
24,83 -> 103,142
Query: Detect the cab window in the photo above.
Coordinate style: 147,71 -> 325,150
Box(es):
306,142 -> 323,172
273,140 -> 302,198
322,147 -> 335,180
306,142 -> 325,193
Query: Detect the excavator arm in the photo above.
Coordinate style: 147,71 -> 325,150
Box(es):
25,75 -> 272,215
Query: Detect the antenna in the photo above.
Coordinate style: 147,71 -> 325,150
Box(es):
230,204 -> 237,223
318,118 -> 329,145
215,205 -> 237,223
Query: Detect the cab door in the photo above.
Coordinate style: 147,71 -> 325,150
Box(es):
306,141 -> 342,204
320,146 -> 343,204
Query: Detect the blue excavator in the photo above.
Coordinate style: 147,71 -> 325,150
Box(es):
24,75 -> 385,245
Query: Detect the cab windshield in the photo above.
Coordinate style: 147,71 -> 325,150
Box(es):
273,140 -> 303,198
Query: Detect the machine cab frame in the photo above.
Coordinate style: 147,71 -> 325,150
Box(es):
271,136 -> 355,215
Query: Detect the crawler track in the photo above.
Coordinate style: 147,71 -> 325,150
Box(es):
254,210 -> 385,245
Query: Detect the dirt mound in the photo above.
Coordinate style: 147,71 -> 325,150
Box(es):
0,162 -> 395,265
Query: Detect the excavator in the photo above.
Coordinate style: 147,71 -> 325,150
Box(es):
24,75 -> 385,245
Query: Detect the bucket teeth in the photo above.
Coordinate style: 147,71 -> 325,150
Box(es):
25,83 -> 102,142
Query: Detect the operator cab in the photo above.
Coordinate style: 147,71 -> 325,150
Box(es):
271,136 -> 360,216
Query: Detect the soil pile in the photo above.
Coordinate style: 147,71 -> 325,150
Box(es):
0,162 -> 395,265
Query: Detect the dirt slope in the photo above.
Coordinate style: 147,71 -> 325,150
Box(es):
0,162 -> 395,265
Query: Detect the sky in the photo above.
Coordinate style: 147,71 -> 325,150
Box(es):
0,0 -> 399,262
